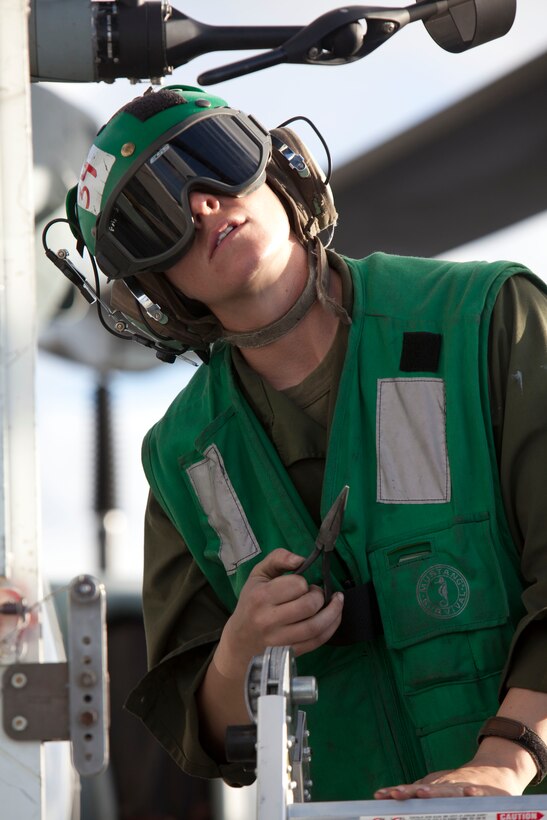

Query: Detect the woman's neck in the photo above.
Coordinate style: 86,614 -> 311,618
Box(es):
236,268 -> 343,391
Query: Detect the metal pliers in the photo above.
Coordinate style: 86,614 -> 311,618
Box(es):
295,485 -> 349,603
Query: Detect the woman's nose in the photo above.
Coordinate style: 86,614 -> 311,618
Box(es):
189,190 -> 220,224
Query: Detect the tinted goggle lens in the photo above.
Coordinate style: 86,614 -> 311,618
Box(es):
98,113 -> 270,273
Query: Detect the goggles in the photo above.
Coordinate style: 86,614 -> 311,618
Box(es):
95,109 -> 271,279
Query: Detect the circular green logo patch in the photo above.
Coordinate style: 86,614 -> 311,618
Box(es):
416,563 -> 470,619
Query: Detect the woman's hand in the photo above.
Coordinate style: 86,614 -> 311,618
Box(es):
374,689 -> 547,800
214,548 -> 344,679
373,764 -> 522,799
197,548 -> 344,758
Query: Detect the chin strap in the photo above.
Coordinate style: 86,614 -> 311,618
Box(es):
220,239 -> 350,350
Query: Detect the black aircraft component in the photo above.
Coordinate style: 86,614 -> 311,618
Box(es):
29,0 -> 516,85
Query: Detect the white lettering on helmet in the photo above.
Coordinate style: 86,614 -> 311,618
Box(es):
149,143 -> 170,164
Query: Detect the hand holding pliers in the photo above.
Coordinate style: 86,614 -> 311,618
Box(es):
295,485 -> 349,603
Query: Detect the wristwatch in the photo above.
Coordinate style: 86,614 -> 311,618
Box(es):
478,716 -> 547,785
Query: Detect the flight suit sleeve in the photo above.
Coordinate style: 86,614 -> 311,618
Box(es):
125,491 -> 255,786
489,274 -> 547,695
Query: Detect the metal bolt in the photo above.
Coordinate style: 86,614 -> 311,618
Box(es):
307,46 -> 320,60
72,575 -> 98,601
115,321 -> 126,333
304,789 -> 312,801
56,249 -> 68,259
291,675 -> 318,706
382,21 -> 396,34
195,99 -> 212,108
12,715 -> 28,732
79,710 -> 98,727
152,311 -> 162,322
11,672 -> 27,689
79,671 -> 97,687
120,142 -> 136,157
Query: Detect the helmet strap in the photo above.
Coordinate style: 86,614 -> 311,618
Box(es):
220,238 -> 350,350
314,240 -> 352,325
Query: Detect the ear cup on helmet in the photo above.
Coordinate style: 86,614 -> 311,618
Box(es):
110,274 -> 224,353
267,127 -> 338,243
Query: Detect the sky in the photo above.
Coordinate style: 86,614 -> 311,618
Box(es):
36,0 -> 547,587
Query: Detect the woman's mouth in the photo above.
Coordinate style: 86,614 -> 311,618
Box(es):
216,225 -> 235,246
211,222 -> 244,258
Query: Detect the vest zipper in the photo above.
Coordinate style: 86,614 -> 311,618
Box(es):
371,641 -> 426,784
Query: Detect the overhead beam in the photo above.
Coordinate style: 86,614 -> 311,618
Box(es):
331,50 -> 547,258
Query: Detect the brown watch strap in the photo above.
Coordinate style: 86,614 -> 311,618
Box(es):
478,716 -> 547,785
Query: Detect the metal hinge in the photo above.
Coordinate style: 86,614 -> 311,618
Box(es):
2,575 -> 109,776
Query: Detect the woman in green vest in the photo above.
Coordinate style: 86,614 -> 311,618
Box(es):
64,84 -> 547,800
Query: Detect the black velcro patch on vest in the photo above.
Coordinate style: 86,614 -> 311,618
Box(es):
400,332 -> 442,373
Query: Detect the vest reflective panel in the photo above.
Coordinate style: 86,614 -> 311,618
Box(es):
186,443 -> 262,574
376,376 -> 451,503
143,252 -> 536,800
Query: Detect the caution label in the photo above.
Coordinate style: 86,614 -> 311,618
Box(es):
361,813 -> 544,820
363,814 -> 491,820
498,814 -> 544,820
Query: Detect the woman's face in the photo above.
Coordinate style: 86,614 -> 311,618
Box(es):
164,183 -> 301,319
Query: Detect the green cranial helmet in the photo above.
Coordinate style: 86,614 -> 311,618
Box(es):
65,84 -> 340,357
67,84 -> 272,279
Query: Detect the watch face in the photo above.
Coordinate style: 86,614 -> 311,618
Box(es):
480,716 -> 524,741
500,718 -> 525,738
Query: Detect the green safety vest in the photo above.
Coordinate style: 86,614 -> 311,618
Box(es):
143,252 -> 536,800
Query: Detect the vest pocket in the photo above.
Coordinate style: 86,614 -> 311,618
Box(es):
368,514 -> 515,732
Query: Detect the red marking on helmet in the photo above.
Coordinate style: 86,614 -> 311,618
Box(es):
79,186 -> 90,209
80,162 -> 97,181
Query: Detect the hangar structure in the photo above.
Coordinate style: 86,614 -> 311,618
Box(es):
332,49 -> 547,259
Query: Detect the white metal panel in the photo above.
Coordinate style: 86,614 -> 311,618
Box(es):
288,794 -> 547,819
0,0 -> 44,813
